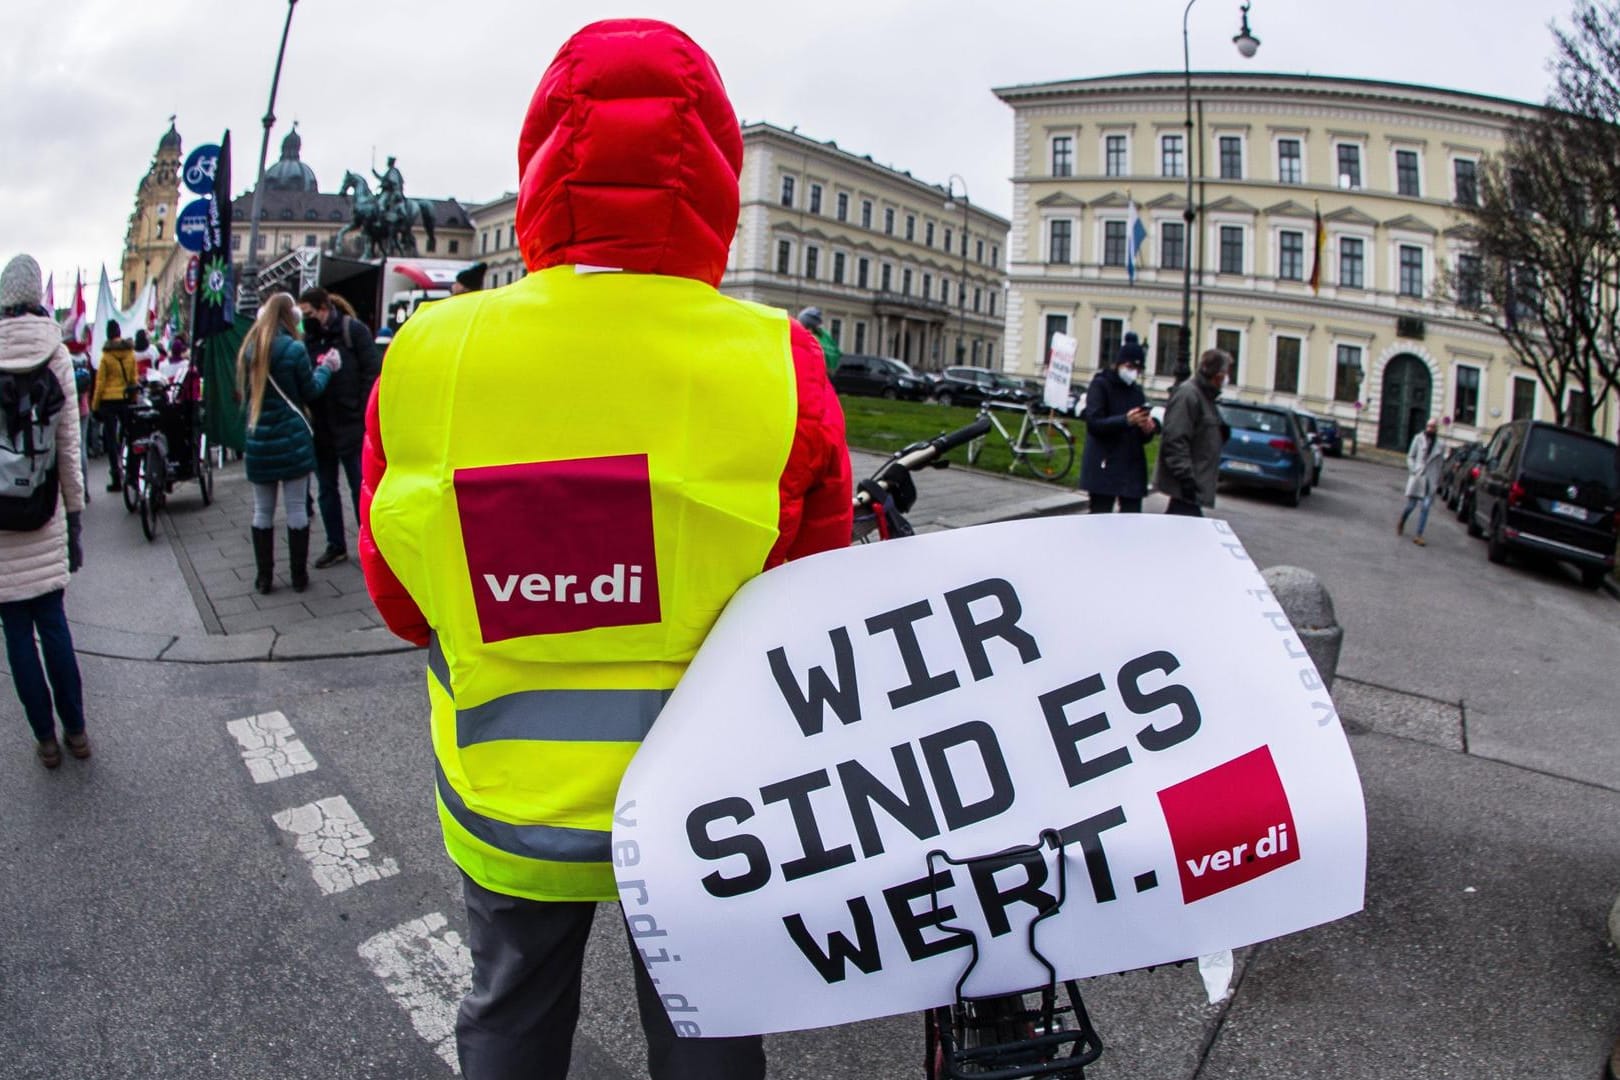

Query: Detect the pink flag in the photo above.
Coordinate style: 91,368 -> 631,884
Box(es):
43,273 -> 55,316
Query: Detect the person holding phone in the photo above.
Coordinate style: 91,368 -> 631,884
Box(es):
1078,332 -> 1159,513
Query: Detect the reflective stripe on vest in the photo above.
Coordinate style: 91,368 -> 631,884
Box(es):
371,267 -> 797,903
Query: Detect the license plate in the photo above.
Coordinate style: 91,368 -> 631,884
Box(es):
1549,500 -> 1586,520
1226,461 -> 1262,474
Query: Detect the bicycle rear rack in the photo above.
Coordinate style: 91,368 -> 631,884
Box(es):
923,829 -> 1103,1080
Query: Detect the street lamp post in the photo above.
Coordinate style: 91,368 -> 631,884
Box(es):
242,0 -> 301,312
944,175 -> 970,366
1175,0 -> 1260,385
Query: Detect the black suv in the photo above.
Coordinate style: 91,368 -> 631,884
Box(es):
932,366 -> 1037,408
829,354 -> 930,400
1469,420 -> 1618,588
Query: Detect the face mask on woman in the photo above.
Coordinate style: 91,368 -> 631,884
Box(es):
1118,365 -> 1139,386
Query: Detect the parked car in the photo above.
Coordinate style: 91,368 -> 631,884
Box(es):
1468,419 -> 1619,588
1438,441 -> 1486,509
932,365 -> 1033,408
1316,416 -> 1345,457
1293,411 -> 1326,486
1218,402 -> 1314,506
830,354 -> 930,400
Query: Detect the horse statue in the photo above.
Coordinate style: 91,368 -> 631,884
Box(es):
335,170 -> 437,259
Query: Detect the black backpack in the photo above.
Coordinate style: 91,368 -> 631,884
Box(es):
0,360 -> 66,531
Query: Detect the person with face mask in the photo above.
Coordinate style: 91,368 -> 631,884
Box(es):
1077,332 -> 1158,513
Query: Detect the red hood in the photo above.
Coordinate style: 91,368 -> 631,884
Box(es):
516,20 -> 742,287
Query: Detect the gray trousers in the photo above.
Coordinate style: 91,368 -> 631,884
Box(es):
458,874 -> 766,1080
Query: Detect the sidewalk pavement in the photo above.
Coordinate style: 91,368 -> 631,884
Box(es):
65,450 -> 1088,664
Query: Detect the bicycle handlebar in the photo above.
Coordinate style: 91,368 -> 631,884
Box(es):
926,415 -> 993,458
853,416 -> 992,510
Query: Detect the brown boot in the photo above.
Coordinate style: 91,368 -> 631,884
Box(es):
65,731 -> 91,759
37,739 -> 62,769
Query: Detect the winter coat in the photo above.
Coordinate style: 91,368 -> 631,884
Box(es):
1405,431 -> 1445,498
1078,368 -> 1157,498
0,314 -> 86,604
304,312 -> 379,457
91,340 -> 137,410
243,330 -> 331,485
1153,374 -> 1225,508
359,17 -> 852,646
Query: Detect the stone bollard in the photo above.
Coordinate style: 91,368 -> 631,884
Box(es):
1262,565 -> 1343,690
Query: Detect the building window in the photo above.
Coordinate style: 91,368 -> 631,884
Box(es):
1048,219 -> 1072,263
781,175 -> 795,207
1051,135 -> 1074,177
925,221 -> 935,247
944,227 -> 953,253
884,207 -> 895,235
809,184 -> 822,214
1454,159 -> 1479,206
1457,253 -> 1482,309
1219,226 -> 1244,275
1098,318 -> 1124,367
829,318 -> 842,344
833,251 -> 847,284
448,239 -> 459,254
426,237 -> 438,253
1399,245 -> 1425,297
301,233 -> 315,248
972,340 -> 982,365
1334,344 -> 1363,402
991,244 -> 999,267
973,287 -> 982,312
256,235 -> 266,250
1273,336 -> 1302,393
1339,237 -> 1365,288
1105,135 -> 1127,177
976,239 -> 984,263
880,263 -> 893,291
857,257 -> 870,289
776,240 -> 792,275
1336,144 -> 1362,189
481,232 -> 489,254
1160,222 -> 1185,269
1103,220 -> 1127,267
861,200 -> 873,229
923,272 -> 932,297
941,277 -> 950,302
1219,136 -> 1243,180
905,214 -> 916,242
1043,315 -> 1070,366
836,192 -> 849,221
1278,230 -> 1305,281
1277,138 -> 1302,184
1216,329 -> 1242,386
232,234 -> 241,251
1512,376 -> 1537,421
1154,325 -> 1184,376
854,321 -> 868,353
1454,365 -> 1481,426
804,246 -> 819,280
1160,133 -> 1185,178
989,291 -> 997,316
902,267 -> 913,295
1396,150 -> 1421,197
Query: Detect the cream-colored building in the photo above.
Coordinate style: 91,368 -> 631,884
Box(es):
994,72 -> 1613,450
722,122 -> 1009,371
465,192 -> 526,288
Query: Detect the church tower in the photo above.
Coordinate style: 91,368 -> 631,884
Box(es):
120,120 -> 183,307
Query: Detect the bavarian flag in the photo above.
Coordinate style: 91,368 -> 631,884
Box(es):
1126,196 -> 1149,285
1308,201 -> 1326,294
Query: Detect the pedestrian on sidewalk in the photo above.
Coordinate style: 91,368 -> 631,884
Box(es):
1154,348 -> 1231,517
297,287 -> 378,570
1399,418 -> 1445,546
1079,331 -> 1158,513
90,320 -> 136,492
359,20 -> 851,1079
236,292 -> 339,595
0,254 -> 89,769
798,306 -> 841,375
67,340 -> 93,499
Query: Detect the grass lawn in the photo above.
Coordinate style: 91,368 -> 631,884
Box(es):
838,394 -> 1159,482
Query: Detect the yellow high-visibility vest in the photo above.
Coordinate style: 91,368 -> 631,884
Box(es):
369,267 -> 797,901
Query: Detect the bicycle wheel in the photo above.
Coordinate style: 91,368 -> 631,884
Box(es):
196,433 -> 214,506
121,443 -> 139,513
1019,420 -> 1076,481
138,445 -> 163,542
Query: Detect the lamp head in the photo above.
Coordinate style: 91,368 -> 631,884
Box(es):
1233,1 -> 1260,58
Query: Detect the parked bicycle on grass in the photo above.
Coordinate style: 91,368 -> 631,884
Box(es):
965,399 -> 1075,482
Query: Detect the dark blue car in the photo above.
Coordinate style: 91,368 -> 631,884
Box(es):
1218,402 -> 1313,506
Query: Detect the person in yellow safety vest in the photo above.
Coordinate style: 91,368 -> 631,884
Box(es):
358,19 -> 852,1080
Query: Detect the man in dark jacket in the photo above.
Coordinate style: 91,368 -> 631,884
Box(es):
1079,332 -> 1158,512
297,288 -> 379,568
1153,349 -> 1231,517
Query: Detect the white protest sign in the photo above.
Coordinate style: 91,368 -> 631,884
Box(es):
612,516 -> 1366,1038
1042,332 -> 1077,411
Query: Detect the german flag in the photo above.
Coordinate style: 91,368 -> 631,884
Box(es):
1308,201 -> 1326,294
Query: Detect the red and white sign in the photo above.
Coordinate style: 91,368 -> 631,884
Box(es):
612,515 -> 1366,1037
455,454 -> 661,643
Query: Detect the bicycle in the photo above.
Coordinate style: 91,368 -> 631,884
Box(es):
852,415 -> 991,544
965,400 -> 1075,483
119,375 -> 214,541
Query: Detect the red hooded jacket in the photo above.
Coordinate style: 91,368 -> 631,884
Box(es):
359,19 -> 851,645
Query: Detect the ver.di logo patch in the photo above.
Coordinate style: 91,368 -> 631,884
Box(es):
455,454 -> 661,643
1156,744 -> 1300,903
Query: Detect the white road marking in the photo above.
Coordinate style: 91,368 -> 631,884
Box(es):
226,711 -> 317,783
358,912 -> 473,1073
271,795 -> 400,895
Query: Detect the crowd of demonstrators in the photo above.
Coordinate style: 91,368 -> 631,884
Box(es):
1154,348 -> 1232,517
236,292 -> 340,595
797,306 -> 841,374
0,255 -> 89,769
1399,418 -> 1446,547
90,320 -> 137,492
358,19 -> 850,1078
297,287 -> 379,570
1079,331 -> 1159,513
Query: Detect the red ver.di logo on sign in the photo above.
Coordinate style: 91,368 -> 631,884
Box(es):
455,454 -> 661,643
1157,744 -> 1301,903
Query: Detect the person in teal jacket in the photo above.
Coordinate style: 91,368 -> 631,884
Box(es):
236,292 -> 339,594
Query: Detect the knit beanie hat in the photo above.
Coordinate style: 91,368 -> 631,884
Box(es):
0,254 -> 43,310
1117,331 -> 1147,367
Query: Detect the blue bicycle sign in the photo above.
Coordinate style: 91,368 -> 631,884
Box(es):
183,144 -> 220,196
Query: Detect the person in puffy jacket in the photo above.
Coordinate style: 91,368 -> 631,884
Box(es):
236,292 -> 338,595
359,20 -> 850,1079
0,255 -> 88,769
1078,332 -> 1158,512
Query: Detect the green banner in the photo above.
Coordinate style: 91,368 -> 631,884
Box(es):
200,313 -> 250,453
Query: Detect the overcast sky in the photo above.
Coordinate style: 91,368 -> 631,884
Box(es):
0,0 -> 1576,294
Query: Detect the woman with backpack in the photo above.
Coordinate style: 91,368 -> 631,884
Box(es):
237,292 -> 340,594
0,254 -> 89,769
